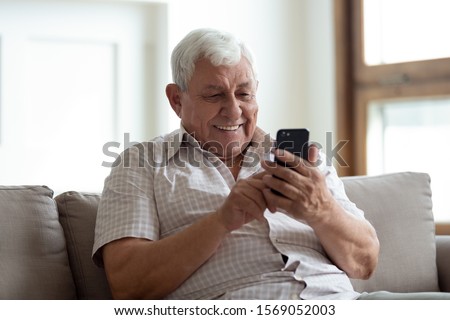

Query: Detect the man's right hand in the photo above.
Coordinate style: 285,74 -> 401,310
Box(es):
216,171 -> 268,232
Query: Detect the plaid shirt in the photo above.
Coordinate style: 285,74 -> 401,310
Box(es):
93,126 -> 363,299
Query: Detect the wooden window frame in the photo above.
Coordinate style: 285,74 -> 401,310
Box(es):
334,0 -> 450,234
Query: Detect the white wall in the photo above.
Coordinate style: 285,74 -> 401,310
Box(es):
303,0 -> 336,146
0,0 -> 336,192
160,0 -> 336,146
0,0 -> 168,193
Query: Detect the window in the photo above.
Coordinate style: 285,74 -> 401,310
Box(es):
334,0 -> 450,233
363,0 -> 450,65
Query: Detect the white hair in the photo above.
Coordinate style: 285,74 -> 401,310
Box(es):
171,28 -> 257,91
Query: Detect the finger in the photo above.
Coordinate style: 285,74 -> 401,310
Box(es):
273,145 -> 321,168
234,181 -> 268,214
273,148 -> 317,178
239,189 -> 266,214
248,170 -> 270,180
273,148 -> 302,169
261,159 -> 307,187
307,144 -> 319,164
263,188 -> 293,213
261,188 -> 277,213
227,192 -> 265,223
262,174 -> 300,201
261,157 -> 293,175
247,179 -> 268,191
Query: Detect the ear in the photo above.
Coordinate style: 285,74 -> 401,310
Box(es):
166,84 -> 183,118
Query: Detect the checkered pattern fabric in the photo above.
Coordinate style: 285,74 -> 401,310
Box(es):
93,126 -> 362,299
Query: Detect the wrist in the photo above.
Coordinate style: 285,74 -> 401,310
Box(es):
305,196 -> 336,224
306,197 -> 342,229
210,210 -> 234,235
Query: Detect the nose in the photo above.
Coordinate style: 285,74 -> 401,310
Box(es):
220,95 -> 242,120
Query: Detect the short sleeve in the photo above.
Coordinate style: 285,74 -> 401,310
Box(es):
92,143 -> 160,266
318,152 -> 365,219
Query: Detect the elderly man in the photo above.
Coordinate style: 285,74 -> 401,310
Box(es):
93,28 -> 380,300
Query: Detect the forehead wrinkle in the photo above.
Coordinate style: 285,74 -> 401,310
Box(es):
204,84 -> 225,91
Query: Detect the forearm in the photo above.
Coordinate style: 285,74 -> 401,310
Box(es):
103,212 -> 229,299
308,199 -> 379,279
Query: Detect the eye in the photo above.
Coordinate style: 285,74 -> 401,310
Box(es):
238,92 -> 253,101
203,93 -> 223,102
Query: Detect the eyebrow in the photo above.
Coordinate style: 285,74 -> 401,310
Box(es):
203,82 -> 253,91
237,82 -> 253,89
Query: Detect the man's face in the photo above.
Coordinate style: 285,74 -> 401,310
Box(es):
176,58 -> 258,161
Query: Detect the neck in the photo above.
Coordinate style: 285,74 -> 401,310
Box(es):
222,153 -> 244,180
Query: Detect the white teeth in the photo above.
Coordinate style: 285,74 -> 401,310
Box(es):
215,125 -> 240,131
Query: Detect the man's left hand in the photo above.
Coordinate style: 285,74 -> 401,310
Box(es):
260,145 -> 334,223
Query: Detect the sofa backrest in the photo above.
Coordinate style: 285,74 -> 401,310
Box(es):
342,172 -> 440,293
0,186 -> 111,299
0,186 -> 77,299
62,171 -> 440,296
55,191 -> 112,299
0,171 -> 440,299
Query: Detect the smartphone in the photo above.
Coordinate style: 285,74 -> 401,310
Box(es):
275,128 -> 310,166
272,128 -> 310,196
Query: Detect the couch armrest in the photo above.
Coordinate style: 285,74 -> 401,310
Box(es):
436,235 -> 450,292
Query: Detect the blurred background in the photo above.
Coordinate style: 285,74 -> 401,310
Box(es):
0,0 -> 448,226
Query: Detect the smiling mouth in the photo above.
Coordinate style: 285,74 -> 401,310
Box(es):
214,125 -> 242,131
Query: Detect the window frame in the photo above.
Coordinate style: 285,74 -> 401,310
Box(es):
334,0 -> 450,234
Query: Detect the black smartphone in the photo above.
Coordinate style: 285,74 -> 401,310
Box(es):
275,128 -> 310,166
271,128 -> 310,196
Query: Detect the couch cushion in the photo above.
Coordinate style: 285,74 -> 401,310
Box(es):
0,186 -> 77,299
55,191 -> 111,299
342,172 -> 440,293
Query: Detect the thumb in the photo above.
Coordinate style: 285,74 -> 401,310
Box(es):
308,143 -> 319,163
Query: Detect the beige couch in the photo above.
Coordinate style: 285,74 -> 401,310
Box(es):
1,171 -> 449,299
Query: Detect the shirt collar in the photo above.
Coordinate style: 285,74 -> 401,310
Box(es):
249,126 -> 274,152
